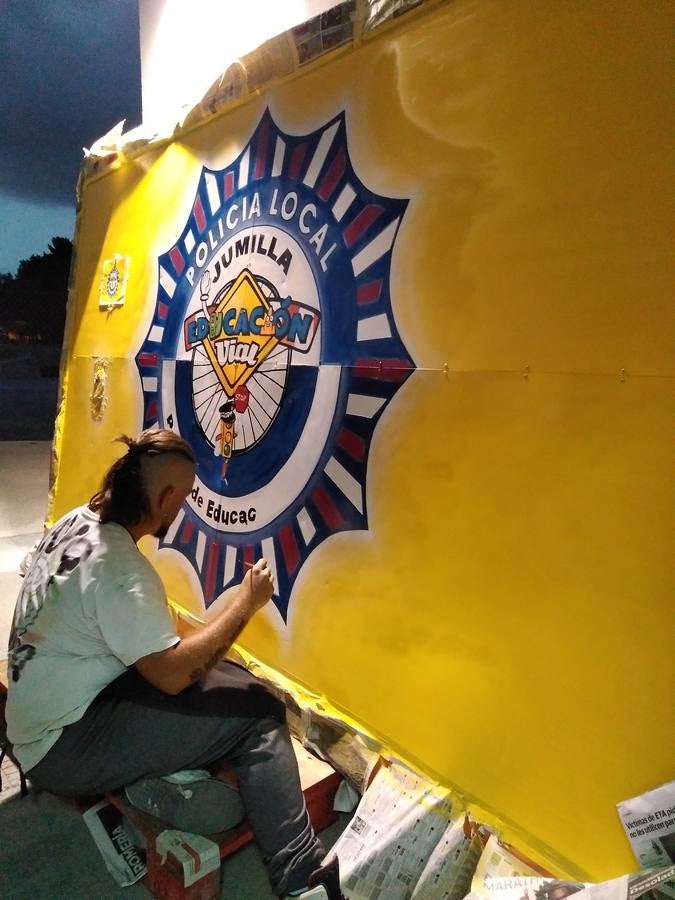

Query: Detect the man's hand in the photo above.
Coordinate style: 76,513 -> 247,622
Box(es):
241,558 -> 275,612
135,559 -> 274,695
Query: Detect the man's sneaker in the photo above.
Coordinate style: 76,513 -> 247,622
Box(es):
125,770 -> 245,834
298,857 -> 347,900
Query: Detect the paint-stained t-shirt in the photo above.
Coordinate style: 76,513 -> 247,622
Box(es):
6,505 -> 179,771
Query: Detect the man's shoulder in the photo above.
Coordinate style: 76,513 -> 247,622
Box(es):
44,505 -> 100,545
46,507 -> 163,592
96,536 -> 164,593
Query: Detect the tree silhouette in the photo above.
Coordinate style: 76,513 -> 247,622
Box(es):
0,237 -> 72,344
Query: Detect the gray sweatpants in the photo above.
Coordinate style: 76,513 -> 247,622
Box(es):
29,662 -> 325,896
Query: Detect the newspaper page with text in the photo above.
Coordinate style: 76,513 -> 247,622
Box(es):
617,781 -> 675,868
330,761 -> 456,899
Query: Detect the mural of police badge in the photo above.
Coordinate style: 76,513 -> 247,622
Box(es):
135,110 -> 415,620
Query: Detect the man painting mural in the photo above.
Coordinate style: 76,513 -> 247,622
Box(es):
5,428 -> 345,900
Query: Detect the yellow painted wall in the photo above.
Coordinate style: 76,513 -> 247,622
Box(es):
52,0 -> 674,879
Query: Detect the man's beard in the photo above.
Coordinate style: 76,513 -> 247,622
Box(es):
154,523 -> 169,539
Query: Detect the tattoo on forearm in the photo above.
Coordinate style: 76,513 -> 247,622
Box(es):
188,611 -> 249,684
188,646 -> 228,684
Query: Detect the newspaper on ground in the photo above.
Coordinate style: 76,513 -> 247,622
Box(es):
468,832 -> 674,900
571,867 -> 675,900
617,780 -> 675,867
329,760 -> 456,899
627,867 -> 675,900
466,833 -> 580,900
470,833 -> 550,889
82,798 -> 147,886
411,814 -> 483,900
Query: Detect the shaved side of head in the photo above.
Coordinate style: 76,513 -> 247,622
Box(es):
89,429 -> 196,538
141,452 -> 196,505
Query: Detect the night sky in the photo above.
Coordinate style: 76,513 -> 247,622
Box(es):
0,0 -> 142,274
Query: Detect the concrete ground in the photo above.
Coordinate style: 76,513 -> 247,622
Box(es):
0,783 -> 350,900
0,440 -> 51,671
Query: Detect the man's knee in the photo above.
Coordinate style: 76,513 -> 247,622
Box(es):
198,665 -> 286,723
225,716 -> 296,779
